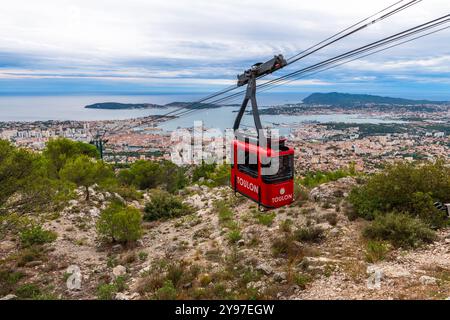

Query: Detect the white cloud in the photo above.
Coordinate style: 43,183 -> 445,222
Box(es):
0,0 -> 449,84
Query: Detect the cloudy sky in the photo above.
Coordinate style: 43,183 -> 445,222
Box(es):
0,0 -> 449,99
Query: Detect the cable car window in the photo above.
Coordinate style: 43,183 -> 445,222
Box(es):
237,147 -> 258,178
261,154 -> 293,183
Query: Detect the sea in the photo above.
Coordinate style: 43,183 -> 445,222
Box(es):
0,94 -> 403,132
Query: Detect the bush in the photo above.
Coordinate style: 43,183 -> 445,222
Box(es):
216,201 -> 233,223
143,190 -> 191,221
118,160 -> 187,193
294,183 -> 309,204
154,280 -> 177,300
279,219 -> 293,233
97,202 -> 143,243
271,237 -> 303,259
192,162 -> 230,187
294,273 -> 311,289
298,165 -> 356,188
294,226 -> 324,243
96,283 -> 117,300
16,283 -> 41,299
0,268 -> 24,296
363,212 -> 436,248
348,160 -> 450,227
365,240 -> 390,263
257,213 -> 276,226
228,229 -> 242,244
19,225 -> 57,247
192,162 -> 216,182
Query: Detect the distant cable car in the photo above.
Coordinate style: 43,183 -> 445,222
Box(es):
230,55 -> 294,209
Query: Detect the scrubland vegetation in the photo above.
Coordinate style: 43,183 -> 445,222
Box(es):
0,137 -> 449,300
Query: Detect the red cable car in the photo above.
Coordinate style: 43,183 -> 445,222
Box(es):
230,55 -> 294,209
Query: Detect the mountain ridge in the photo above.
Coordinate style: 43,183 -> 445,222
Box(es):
302,92 -> 448,106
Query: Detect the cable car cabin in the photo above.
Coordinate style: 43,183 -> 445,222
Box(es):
230,136 -> 294,208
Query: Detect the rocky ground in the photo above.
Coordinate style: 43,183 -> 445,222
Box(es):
1,178 -> 449,300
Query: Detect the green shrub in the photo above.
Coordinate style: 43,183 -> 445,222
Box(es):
19,225 -> 57,247
257,213 -> 276,226
138,251 -> 148,261
298,165 -> 356,188
97,202 -> 143,243
96,283 -> 117,300
216,201 -> 233,223
16,247 -> 44,267
348,160 -> 450,227
114,275 -> 128,292
0,269 -> 25,296
279,219 -> 293,233
363,212 -> 436,248
294,182 -> 309,204
324,212 -> 338,226
228,229 -> 242,244
192,162 -> 216,182
294,226 -> 324,243
143,190 -> 191,221
16,283 -> 41,299
154,280 -> 177,300
271,237 -> 302,258
365,240 -> 390,263
294,273 -> 311,289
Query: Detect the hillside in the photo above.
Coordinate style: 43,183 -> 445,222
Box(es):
1,138 -> 450,300
302,92 -> 447,106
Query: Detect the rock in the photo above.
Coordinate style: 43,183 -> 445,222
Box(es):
0,294 -> 17,300
113,193 -> 125,203
112,265 -> 127,279
303,257 -> 340,265
25,260 -> 42,267
112,244 -> 123,252
136,239 -> 144,247
419,275 -> 437,285
97,193 -> 105,202
273,272 -> 287,282
89,207 -> 100,217
329,228 -> 340,236
378,265 -> 411,279
247,281 -> 265,291
309,177 -> 357,203
445,238 -> 450,244
68,200 -> 79,207
256,263 -> 273,275
0,240 -> 16,252
182,282 -> 192,289
115,292 -> 140,300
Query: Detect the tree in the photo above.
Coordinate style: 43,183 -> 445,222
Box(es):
118,160 -> 187,193
159,160 -> 188,193
60,155 -> 113,201
0,140 -> 39,207
96,202 -> 143,243
119,160 -> 162,190
43,138 -> 99,177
